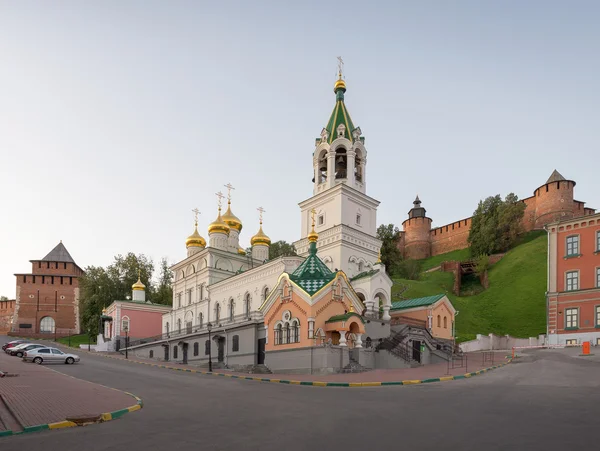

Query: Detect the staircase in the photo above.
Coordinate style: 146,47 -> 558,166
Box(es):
376,330 -> 414,363
248,364 -> 272,374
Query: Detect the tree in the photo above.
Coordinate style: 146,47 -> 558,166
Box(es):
376,224 -> 403,275
79,253 -> 155,334
468,193 -> 525,256
153,258 -> 173,305
0,296 -> 8,301
269,241 -> 297,259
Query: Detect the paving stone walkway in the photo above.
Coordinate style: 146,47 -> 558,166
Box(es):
0,348 -> 134,432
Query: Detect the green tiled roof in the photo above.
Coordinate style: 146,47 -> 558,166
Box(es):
350,269 -> 379,281
290,242 -> 334,295
390,294 -> 446,311
325,312 -> 364,324
325,86 -> 357,144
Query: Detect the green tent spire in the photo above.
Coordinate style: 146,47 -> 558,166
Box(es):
324,74 -> 357,144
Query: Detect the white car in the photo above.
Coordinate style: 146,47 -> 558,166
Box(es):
23,347 -> 80,365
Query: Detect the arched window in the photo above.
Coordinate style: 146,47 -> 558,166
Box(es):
177,318 -> 182,333
39,316 -> 55,333
443,317 -> 448,329
121,316 -> 130,333
284,323 -> 290,344
275,324 -> 283,345
244,293 -> 251,317
263,286 -> 269,301
355,150 -> 363,182
365,337 -> 372,348
198,313 -> 203,328
165,322 -> 170,336
215,303 -> 221,324
335,148 -> 347,180
358,261 -> 364,272
193,342 -> 199,356
205,340 -> 210,355
291,320 -> 300,343
437,315 -> 441,328
232,335 -> 239,352
229,299 -> 235,321
317,149 -> 328,184
173,345 -> 178,359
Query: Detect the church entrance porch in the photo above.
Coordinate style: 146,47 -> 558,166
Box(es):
257,338 -> 266,365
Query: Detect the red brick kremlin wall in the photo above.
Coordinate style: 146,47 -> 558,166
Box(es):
399,175 -> 596,260
0,299 -> 16,334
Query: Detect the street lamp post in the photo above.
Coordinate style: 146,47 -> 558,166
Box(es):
207,322 -> 213,372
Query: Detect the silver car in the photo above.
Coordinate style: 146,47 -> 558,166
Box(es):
23,347 -> 80,364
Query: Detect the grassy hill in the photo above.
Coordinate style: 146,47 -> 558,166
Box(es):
391,231 -> 547,342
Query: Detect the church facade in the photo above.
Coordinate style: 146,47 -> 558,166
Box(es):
127,73 -> 449,374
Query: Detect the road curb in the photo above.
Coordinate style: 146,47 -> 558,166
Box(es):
0,389 -> 143,438
94,352 -> 513,388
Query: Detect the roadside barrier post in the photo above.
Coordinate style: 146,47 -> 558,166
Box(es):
582,341 -> 591,356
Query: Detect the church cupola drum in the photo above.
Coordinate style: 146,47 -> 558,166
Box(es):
221,183 -> 244,254
250,207 -> 271,262
186,208 -> 206,257
208,191 -> 230,250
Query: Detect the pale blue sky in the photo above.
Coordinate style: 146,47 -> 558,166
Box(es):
1,1 -> 598,296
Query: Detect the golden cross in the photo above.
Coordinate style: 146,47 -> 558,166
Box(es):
224,183 -> 235,201
310,209 -> 317,227
337,56 -> 344,78
215,191 -> 225,209
257,207 -> 265,224
192,208 -> 200,226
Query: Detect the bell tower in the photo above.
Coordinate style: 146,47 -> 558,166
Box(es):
294,64 -> 381,278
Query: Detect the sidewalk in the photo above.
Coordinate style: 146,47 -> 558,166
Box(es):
88,349 -> 510,384
0,350 -> 137,434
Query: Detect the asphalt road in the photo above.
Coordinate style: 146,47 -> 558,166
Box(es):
3,346 -> 600,451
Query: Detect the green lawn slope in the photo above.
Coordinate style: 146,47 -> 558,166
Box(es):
392,232 -> 547,342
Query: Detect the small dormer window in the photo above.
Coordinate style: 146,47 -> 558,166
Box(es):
337,123 -> 346,138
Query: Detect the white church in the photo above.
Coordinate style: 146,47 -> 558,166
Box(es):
126,71 -> 453,374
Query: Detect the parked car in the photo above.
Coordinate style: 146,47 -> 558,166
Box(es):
23,347 -> 80,365
2,340 -> 26,352
9,344 -> 45,358
6,342 -> 33,354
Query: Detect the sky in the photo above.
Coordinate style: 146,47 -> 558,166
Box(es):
1,1 -> 598,296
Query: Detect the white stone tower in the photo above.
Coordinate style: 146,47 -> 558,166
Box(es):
293,68 -> 382,279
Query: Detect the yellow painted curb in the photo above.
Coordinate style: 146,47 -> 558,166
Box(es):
48,421 -> 77,430
464,373 -> 472,378
269,379 -> 281,383
360,382 -> 382,387
348,382 -> 363,387
402,380 -> 422,385
312,381 -> 327,387
289,380 -> 301,385
127,405 -> 141,413
439,376 -> 454,382
101,413 -> 112,421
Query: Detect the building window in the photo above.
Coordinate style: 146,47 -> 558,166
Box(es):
566,235 -> 579,256
597,268 -> 600,288
318,215 -> 324,226
149,350 -> 154,358
69,277 -> 73,285
64,262 -> 67,269
596,230 -> 600,252
437,315 -> 441,327
565,308 -> 578,330
566,271 -> 579,291
166,322 -> 170,335
275,324 -> 282,345
199,284 -> 204,300
173,346 -> 178,359
121,316 -> 130,333
232,335 -> 239,352
187,290 -> 192,305
198,313 -> 203,328
356,214 -> 361,225
39,316 -> 55,333
244,293 -> 251,317
596,306 -> 600,327
566,339 -> 578,345
177,318 -> 182,333
284,323 -> 290,344
229,299 -> 235,321
22,275 -> 26,283
215,303 -> 221,324
291,320 -> 300,343
205,340 -> 210,355
193,342 -> 199,356
177,293 -> 182,308
263,286 -> 269,301
443,317 -> 448,329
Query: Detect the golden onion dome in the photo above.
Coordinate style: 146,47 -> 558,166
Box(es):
208,208 -> 230,235
251,223 -> 271,247
307,223 -> 319,243
132,276 -> 145,291
334,76 -> 346,93
237,247 -> 246,255
221,201 -> 243,232
186,223 -> 206,248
